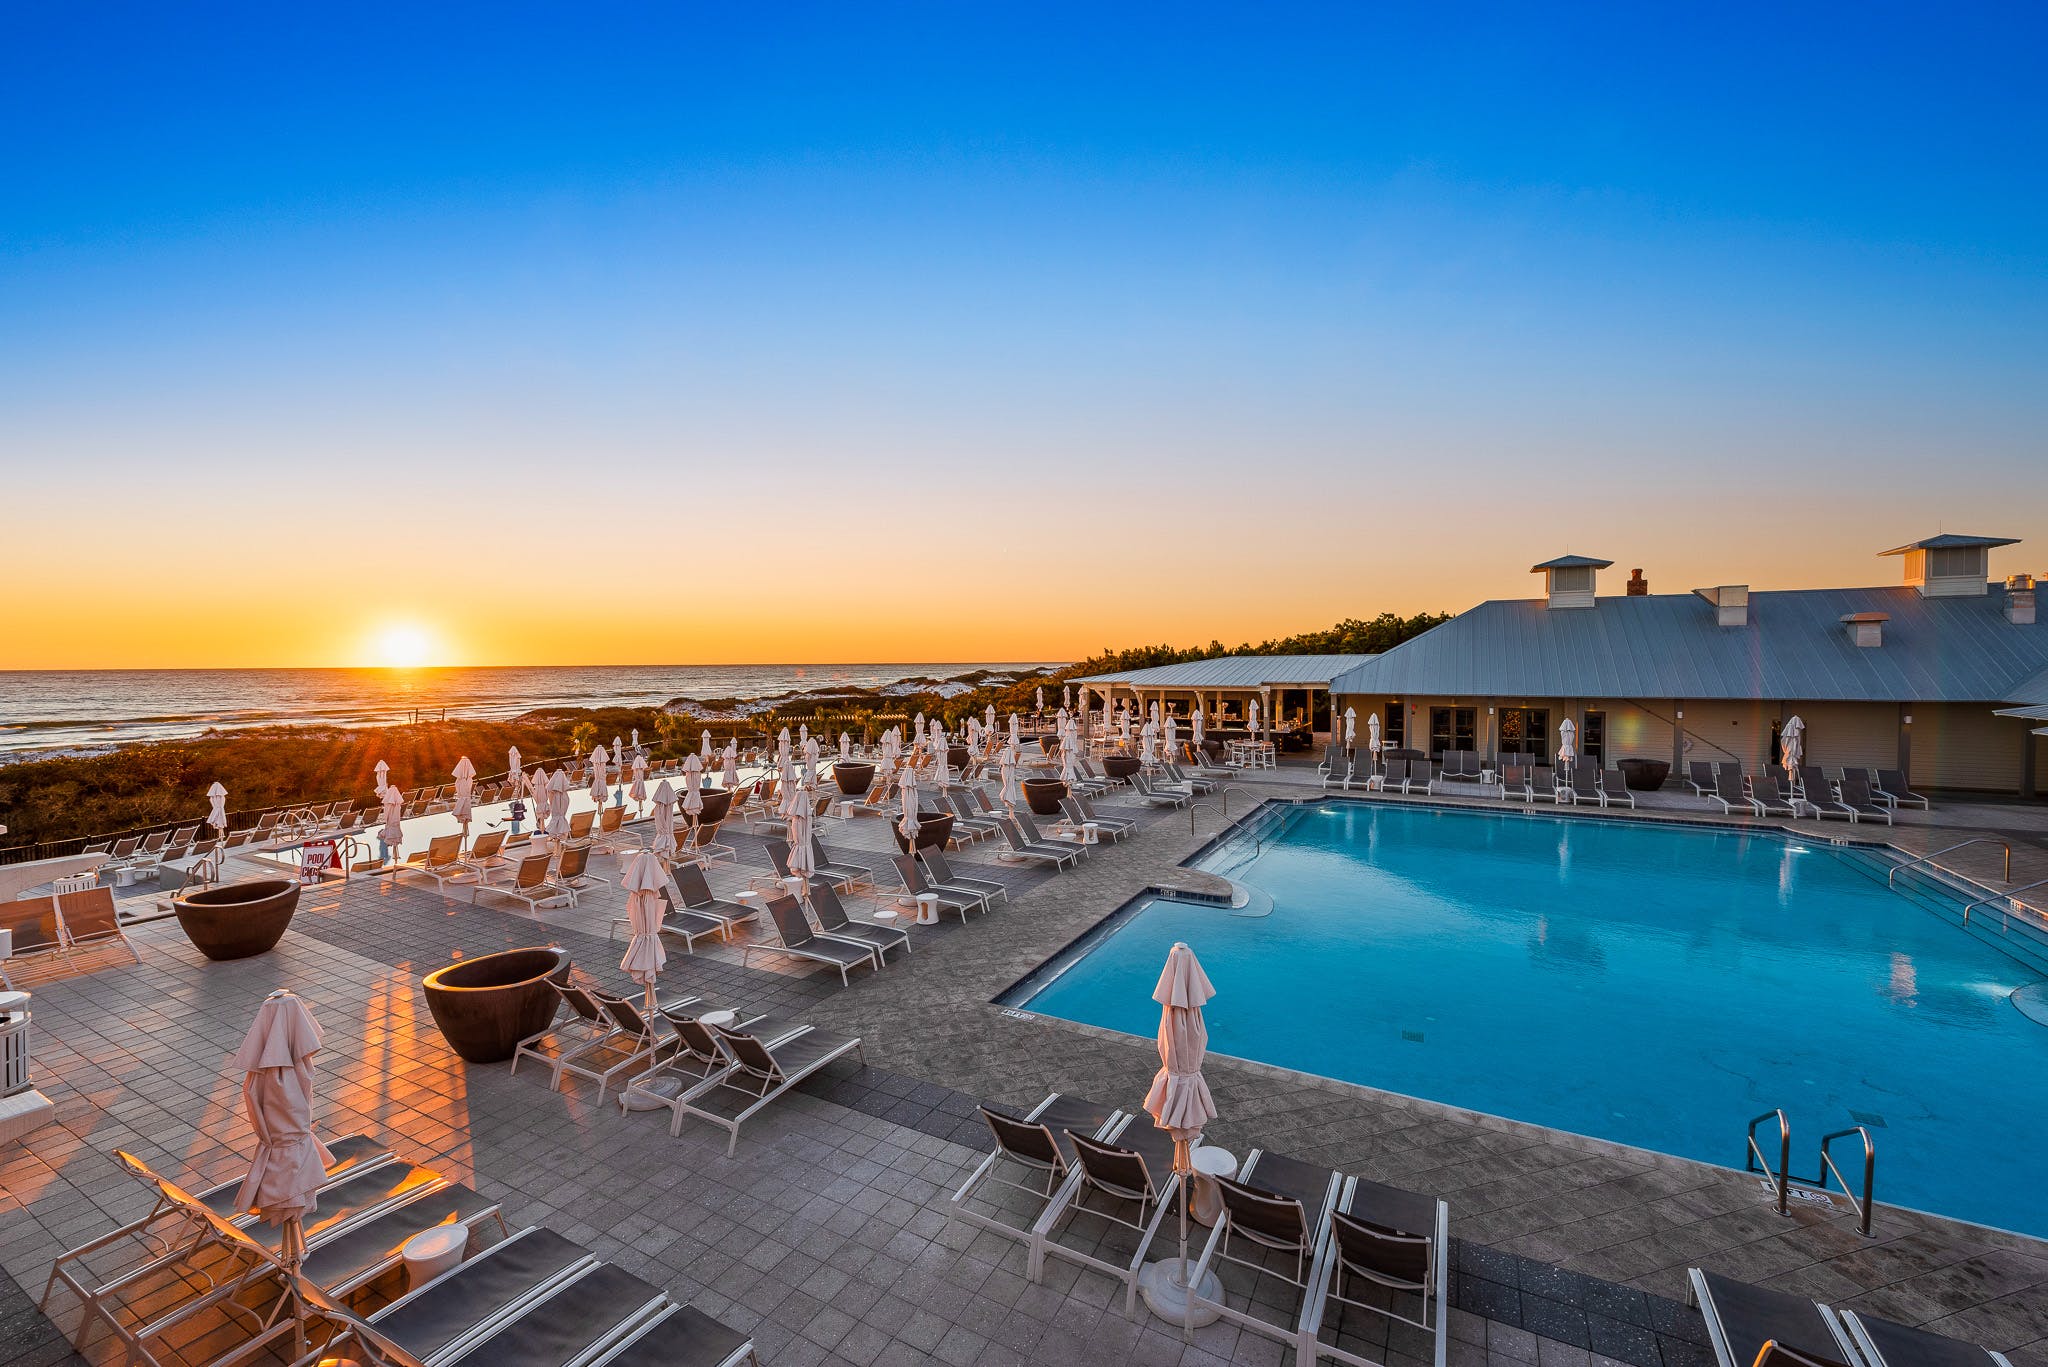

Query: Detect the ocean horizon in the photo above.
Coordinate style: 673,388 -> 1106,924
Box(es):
0,662 -> 1064,758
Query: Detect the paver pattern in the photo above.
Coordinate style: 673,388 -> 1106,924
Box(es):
3,763 -> 2044,1367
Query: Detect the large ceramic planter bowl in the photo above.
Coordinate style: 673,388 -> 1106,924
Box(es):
946,745 -> 971,771
891,810 -> 957,854
1102,755 -> 1142,780
833,762 -> 876,797
421,946 -> 572,1064
173,879 -> 301,961
1617,758 -> 1671,792
693,787 -> 734,825
1022,778 -> 1069,816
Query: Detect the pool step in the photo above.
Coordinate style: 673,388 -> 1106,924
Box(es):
1832,845 -> 2048,976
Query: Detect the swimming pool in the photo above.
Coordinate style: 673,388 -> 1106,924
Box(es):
1001,801 -> 2048,1238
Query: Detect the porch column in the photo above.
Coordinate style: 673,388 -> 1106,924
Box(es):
1899,703 -> 1913,780
1672,701 -> 1685,778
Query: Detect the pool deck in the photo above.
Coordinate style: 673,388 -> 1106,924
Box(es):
3,766 -> 2046,1367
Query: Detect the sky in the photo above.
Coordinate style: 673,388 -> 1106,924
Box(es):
2,3 -> 2044,669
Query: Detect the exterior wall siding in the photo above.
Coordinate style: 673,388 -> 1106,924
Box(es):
1909,704 -> 2027,792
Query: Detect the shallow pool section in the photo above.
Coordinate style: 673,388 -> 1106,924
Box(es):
1001,802 -> 2048,1237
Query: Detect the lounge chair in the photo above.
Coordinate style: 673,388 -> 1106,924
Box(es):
1127,773 -> 1191,808
672,1020 -> 865,1153
555,844 -> 609,894
942,791 -> 1000,842
808,835 -> 873,889
55,887 -> 138,965
1841,1308 -> 2016,1367
1687,761 -> 1718,796
0,896 -> 70,982
1067,793 -> 1137,838
1319,745 -> 1348,787
1184,1147 -> 1343,1353
457,828 -> 511,881
677,818 -> 736,865
1032,1111 -> 1182,1308
1838,771 -> 1894,825
1710,768 -> 1755,816
622,1007 -> 800,1121
1437,750 -> 1481,782
1497,764 -> 1530,802
554,990 -> 699,1105
1403,759 -> 1437,796
1872,768 -> 1930,811
639,886 -> 731,953
562,809 -> 598,848
1301,1175 -> 1451,1367
475,852 -> 574,913
1161,762 -> 1215,795
891,852 -> 984,919
1689,1268 -> 1863,1367
513,980 -> 623,1087
744,894 -> 880,985
947,1093 -> 1122,1260
919,847 -> 1008,907
1016,810 -> 1088,861
1598,768 -> 1636,809
1799,766 -> 1857,822
1749,774 -> 1798,818
1718,760 -> 1745,787
1561,763 -> 1601,805
808,878 -> 910,962
993,816 -> 1080,869
1058,795 -> 1128,842
668,864 -> 760,934
398,833 -> 469,891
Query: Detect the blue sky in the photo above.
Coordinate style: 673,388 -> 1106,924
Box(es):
2,3 -> 2044,665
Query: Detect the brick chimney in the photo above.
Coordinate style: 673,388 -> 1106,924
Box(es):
1626,569 -> 1648,597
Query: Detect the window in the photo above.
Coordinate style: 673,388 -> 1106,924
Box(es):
1929,545 -> 1983,579
1551,565 -> 1594,594
1498,707 -> 1551,757
1581,710 -> 1606,765
1429,706 -> 1477,757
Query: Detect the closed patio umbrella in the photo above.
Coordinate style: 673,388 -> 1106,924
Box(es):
451,756 -> 476,831
1118,708 -> 1131,745
528,766 -> 551,831
1141,720 -> 1158,767
1137,942 -> 1221,1326
589,745 -> 610,808
1557,717 -> 1577,768
799,722 -> 809,746
1063,684 -> 1072,711
932,735 -> 952,787
682,754 -> 705,821
207,782 -> 229,839
629,752 -> 648,812
1000,743 -> 1022,811
1059,736 -> 1080,786
1036,686 -> 1045,714
898,768 -> 921,842
1344,708 -> 1356,747
1192,710 -> 1205,748
613,736 -> 624,769
788,787 -> 815,882
1248,698 -> 1260,736
804,735 -> 822,784
984,703 -> 996,734
1009,712 -> 1021,748
777,728 -> 792,765
722,740 -> 739,788
620,850 -> 668,1019
372,759 -> 389,797
1368,713 -> 1381,759
1782,715 -> 1805,784
379,785 -> 405,860
507,747 -> 522,795
702,730 -> 713,762
547,769 -> 571,839
651,779 -> 677,858
1164,717 -> 1179,759
231,988 -> 333,1347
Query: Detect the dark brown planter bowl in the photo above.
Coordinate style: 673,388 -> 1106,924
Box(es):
173,879 -> 301,961
833,762 -> 876,797
692,787 -> 734,825
1022,778 -> 1069,816
1616,758 -> 1671,792
891,810 -> 957,854
1103,755 -> 1142,780
421,946 -> 572,1064
947,745 -> 970,771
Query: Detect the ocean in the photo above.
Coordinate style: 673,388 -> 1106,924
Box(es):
0,663 -> 1059,758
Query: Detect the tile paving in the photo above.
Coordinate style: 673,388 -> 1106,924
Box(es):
2,767 -> 2045,1367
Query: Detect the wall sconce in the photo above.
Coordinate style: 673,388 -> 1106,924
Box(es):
1903,714 -> 1913,725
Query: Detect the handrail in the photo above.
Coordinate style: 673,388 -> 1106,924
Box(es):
1889,839 -> 2010,889
1745,1109 -> 1791,1216
1817,1127 -> 1877,1236
1192,785 -> 1254,834
1960,875 -> 2048,923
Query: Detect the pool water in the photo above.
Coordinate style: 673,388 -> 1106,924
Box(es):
1003,802 -> 2048,1237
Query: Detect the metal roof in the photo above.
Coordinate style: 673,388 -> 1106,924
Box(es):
1075,654 -> 1375,690
1880,533 -> 2020,555
1328,585 -> 2048,703
1530,554 -> 1613,572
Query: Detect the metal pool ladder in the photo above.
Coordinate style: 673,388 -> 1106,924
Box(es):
1746,1109 -> 1877,1236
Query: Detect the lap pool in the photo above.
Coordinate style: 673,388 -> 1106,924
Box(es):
999,801 -> 2048,1238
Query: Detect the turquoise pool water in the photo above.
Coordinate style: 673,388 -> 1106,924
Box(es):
1003,802 -> 2048,1237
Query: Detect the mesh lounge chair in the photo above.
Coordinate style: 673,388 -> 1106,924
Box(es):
677,817 -> 736,865
1710,768 -> 1755,816
1597,768 -> 1636,809
1301,1174 -> 1451,1367
555,844 -> 610,896
1840,1308 -> 2016,1367
0,896 -> 70,982
1838,771 -> 1894,825
947,1093 -> 1121,1259
1872,769 -> 1930,811
1345,753 -> 1378,791
458,829 -> 512,882
621,1007 -> 801,1122
808,878 -> 910,962
1161,762 -> 1215,795
513,980 -> 622,1087
992,816 -> 1078,869
476,852 -> 574,913
1561,763 -> 1600,805
1497,764 -> 1531,802
1686,761 -> 1717,796
631,886 -> 729,953
359,1225 -> 599,1364
669,864 -> 760,934
1183,1148 -> 1343,1352
1404,760 -> 1437,796
1058,795 -> 1128,842
1799,766 -> 1857,822
919,847 -> 1008,907
744,894 -> 880,986
55,887 -> 138,965
1687,1268 -> 1866,1367
1032,1111 -> 1185,1308
1128,772 -> 1191,808
1749,774 -> 1798,818
673,1021 -> 864,1153
1016,811 -> 1088,861
554,990 -> 700,1105
807,835 -> 873,889
1068,793 -> 1137,838
1319,745 -> 1348,787
398,834 -> 469,892
1378,758 -> 1407,793
891,853 -> 983,920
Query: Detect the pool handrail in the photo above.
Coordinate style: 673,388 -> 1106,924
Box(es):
1746,1109 -> 1791,1216
1888,839 -> 2009,889
1817,1127 -> 1877,1237
1959,875 -> 2048,924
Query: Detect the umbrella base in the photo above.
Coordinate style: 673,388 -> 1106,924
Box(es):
1138,1257 -> 1222,1328
620,1074 -> 686,1111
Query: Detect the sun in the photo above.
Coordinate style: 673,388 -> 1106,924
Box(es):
369,623 -> 439,669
